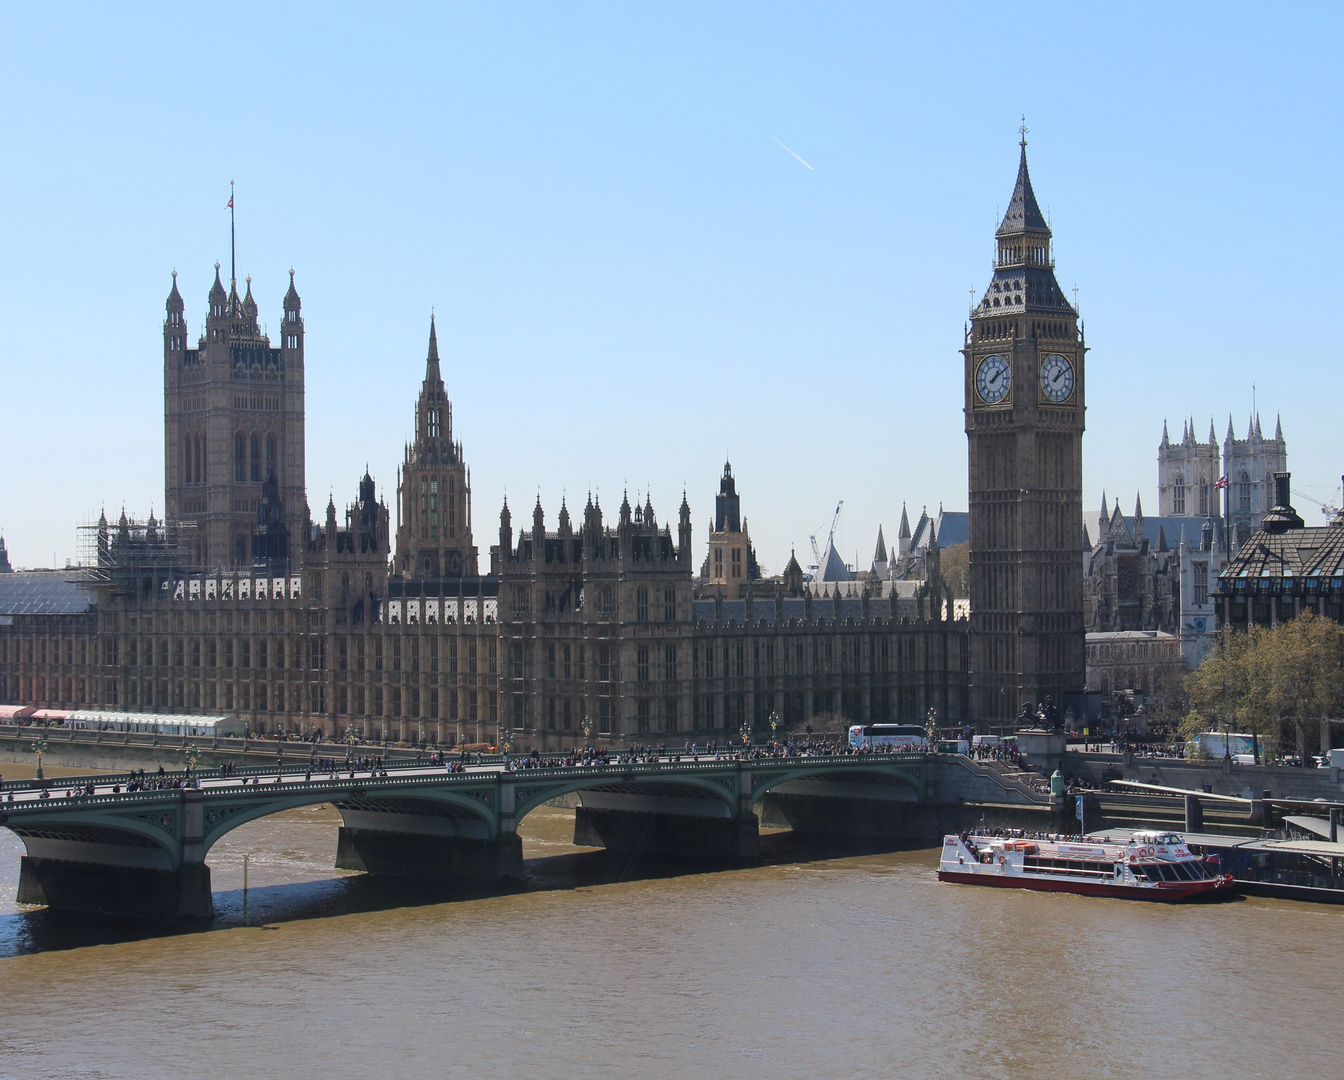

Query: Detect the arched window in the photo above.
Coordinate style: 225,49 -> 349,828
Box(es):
234,432 -> 246,482
265,433 -> 277,482
183,435 -> 191,485
1172,474 -> 1185,515
1198,476 -> 1208,516
197,434 -> 206,484
234,535 -> 248,566
1238,470 -> 1252,512
250,433 -> 261,482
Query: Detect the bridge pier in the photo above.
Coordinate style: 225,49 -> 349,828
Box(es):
573,805 -> 762,860
571,763 -> 762,861
335,828 -> 524,883
16,857 -> 213,921
332,774 -> 526,884
12,787 -> 214,921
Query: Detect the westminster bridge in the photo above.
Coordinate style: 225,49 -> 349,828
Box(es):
0,750 -> 1054,920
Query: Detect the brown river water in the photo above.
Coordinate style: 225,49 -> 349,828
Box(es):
0,764 -> 1337,1080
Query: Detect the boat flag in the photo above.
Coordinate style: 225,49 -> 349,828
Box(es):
1075,795 -> 1085,827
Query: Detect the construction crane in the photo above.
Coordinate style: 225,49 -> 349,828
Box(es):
809,501 -> 843,569
1293,485 -> 1341,521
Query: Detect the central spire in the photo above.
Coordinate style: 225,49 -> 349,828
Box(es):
972,131 -> 1075,319
997,137 -> 1049,237
426,313 -> 441,382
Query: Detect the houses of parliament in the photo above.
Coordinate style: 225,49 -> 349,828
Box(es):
0,142 -> 1088,745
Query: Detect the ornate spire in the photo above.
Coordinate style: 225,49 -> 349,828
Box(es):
996,131 -> 1049,238
426,313 -> 441,381
209,261 -> 226,304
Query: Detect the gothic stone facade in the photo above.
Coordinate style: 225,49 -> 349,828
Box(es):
11,145 -> 1112,741
164,267 -> 307,569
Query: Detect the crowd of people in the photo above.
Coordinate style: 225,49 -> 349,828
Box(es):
969,740 -> 1022,765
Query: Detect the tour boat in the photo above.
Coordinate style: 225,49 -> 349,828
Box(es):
937,829 -> 1235,901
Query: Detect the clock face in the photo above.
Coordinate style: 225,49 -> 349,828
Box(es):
1040,353 -> 1074,403
976,354 -> 1010,405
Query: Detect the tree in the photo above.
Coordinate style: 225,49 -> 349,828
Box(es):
1181,613 -> 1344,759
1182,624 -> 1272,757
939,541 -> 970,598
1261,612 -> 1344,755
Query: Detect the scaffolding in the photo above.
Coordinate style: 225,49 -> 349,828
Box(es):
75,514 -> 200,583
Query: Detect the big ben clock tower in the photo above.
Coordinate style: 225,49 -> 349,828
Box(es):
964,130 -> 1085,726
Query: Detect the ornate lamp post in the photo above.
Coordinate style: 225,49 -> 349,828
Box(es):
178,743 -> 202,779
739,716 -> 752,748
768,710 -> 781,747
30,737 -> 48,783
500,726 -> 515,761
581,714 -> 595,749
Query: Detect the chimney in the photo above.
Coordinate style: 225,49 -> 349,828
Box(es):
1261,471 -> 1304,534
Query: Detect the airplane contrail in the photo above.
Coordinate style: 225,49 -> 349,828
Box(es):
770,135 -> 814,170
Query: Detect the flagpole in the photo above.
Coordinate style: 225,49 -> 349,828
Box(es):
229,180 -> 236,303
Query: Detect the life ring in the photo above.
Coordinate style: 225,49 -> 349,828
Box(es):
997,854 -> 1007,866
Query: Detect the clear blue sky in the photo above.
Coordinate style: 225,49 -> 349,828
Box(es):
2,3 -> 1341,572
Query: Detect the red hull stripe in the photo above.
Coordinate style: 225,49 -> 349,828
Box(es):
937,870 -> 1234,902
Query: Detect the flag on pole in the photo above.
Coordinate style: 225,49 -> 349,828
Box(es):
1214,476 -> 1228,489
226,195 -> 234,209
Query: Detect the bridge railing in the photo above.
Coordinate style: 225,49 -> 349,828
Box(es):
0,749 -> 932,802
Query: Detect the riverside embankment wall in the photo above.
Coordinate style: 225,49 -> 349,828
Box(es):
1048,750 -> 1344,802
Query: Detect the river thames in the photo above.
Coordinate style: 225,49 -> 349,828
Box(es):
0,772 -> 1337,1080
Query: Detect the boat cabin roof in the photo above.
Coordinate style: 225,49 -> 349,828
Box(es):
1130,830 -> 1185,846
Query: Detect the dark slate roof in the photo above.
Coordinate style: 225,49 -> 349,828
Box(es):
936,511 -> 969,548
813,542 -> 852,582
1218,524 -> 1344,583
997,145 -> 1049,236
0,571 -> 96,616
1094,513 -> 1224,551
